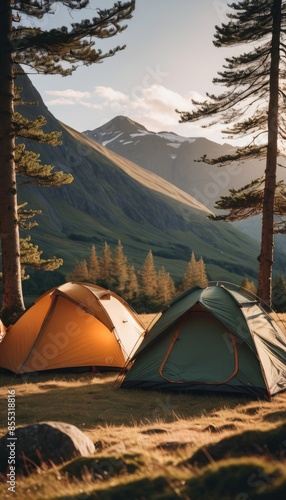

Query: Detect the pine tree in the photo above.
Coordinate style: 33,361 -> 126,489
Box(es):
272,274 -> 286,311
99,242 -> 113,289
20,236 -> 63,280
139,250 -> 158,302
181,252 -> 195,291
197,257 -> 208,286
139,250 -> 158,298
178,0 -> 286,305
156,267 -> 176,306
0,0 -> 135,324
240,278 -> 257,295
88,244 -> 100,283
14,111 -> 74,187
112,240 -> 128,293
181,252 -> 199,291
16,198 -> 65,280
14,98 -> 73,281
66,259 -> 89,282
125,265 -> 139,301
180,253 -> 208,291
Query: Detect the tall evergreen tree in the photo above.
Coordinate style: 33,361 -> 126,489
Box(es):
125,265 -> 139,301
181,252 -> 196,291
139,250 -> 158,302
88,244 -> 99,283
178,0 -> 286,305
272,273 -> 286,311
180,253 -> 208,292
156,267 -> 176,306
99,242 -> 113,288
66,259 -> 89,282
197,256 -> 208,286
240,277 -> 257,295
181,252 -> 200,291
112,240 -> 128,293
0,0 -> 135,324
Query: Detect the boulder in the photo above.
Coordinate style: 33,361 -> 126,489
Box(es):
0,421 -> 95,476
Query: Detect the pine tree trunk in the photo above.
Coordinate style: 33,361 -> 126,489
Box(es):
258,0 -> 281,306
0,0 -> 25,324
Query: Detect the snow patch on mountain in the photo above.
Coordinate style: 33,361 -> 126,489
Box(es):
158,132 -> 196,144
102,132 -> 123,146
130,131 -> 150,138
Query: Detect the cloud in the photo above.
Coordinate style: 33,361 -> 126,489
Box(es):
91,84 -> 201,132
93,86 -> 129,103
44,83 -> 227,141
185,90 -> 207,104
45,83 -> 197,117
44,97 -> 76,106
46,89 -> 92,100
45,89 -> 93,107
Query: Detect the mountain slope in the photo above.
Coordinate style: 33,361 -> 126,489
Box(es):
12,73 -> 281,293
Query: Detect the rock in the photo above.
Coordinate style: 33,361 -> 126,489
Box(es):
219,423 -> 237,432
204,424 -> 219,433
61,454 -> 139,480
264,410 -> 286,422
141,428 -> 168,435
0,421 -> 95,476
182,422 -> 286,468
157,441 -> 192,451
245,406 -> 260,415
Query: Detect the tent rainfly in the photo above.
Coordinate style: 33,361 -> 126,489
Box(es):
0,282 -> 145,374
121,284 -> 286,399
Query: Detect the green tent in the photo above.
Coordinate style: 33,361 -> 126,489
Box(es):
121,284 -> 286,399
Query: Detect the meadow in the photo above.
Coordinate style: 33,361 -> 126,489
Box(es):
0,314 -> 285,499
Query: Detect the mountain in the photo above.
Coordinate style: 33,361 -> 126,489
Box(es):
83,116 -> 235,211
11,73 -> 285,297
84,116 -> 286,212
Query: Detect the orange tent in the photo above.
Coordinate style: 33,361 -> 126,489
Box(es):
0,282 -> 144,374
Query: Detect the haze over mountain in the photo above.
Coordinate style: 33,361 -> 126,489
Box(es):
12,72 -> 286,295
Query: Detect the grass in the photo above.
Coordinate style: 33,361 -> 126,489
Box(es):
0,368 -> 286,499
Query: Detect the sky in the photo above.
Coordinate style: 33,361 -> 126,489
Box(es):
26,0 -> 236,144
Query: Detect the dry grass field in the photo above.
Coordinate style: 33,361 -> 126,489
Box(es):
0,312 -> 285,499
